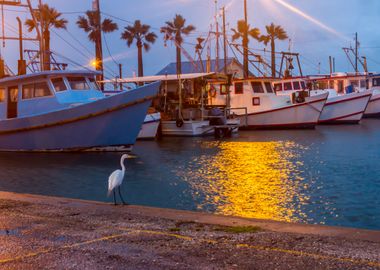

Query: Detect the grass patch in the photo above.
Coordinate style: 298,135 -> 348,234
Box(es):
214,225 -> 262,234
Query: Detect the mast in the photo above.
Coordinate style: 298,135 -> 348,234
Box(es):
214,0 -> 219,73
355,32 -> 358,73
222,6 -> 227,75
243,0 -> 248,78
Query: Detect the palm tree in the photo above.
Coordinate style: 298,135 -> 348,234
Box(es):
121,20 -> 157,78
231,20 -> 260,78
25,4 -> 68,71
259,23 -> 288,78
195,37 -> 205,72
77,11 -> 118,79
160,14 -> 195,75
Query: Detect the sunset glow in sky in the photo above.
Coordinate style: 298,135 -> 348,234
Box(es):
0,0 -> 379,78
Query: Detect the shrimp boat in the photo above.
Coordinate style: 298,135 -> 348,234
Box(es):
0,70 -> 159,151
108,73 -> 240,137
208,78 -> 328,129
275,77 -> 372,124
310,72 -> 380,118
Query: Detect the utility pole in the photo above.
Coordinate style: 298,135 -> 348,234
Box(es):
243,0 -> 248,78
222,6 -> 227,75
355,32 -> 358,73
94,0 -> 104,82
214,0 -> 219,73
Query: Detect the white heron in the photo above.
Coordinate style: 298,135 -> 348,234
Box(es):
107,154 -> 129,205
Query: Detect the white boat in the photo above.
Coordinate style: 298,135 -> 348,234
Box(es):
275,77 -> 372,124
306,73 -> 378,119
137,112 -> 161,139
209,78 -> 328,129
366,74 -> 380,118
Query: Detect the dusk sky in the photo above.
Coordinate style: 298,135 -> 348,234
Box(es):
1,0 -> 380,79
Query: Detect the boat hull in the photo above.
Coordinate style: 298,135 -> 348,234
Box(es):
137,113 -> 161,140
318,91 -> 371,124
238,93 -> 328,130
161,120 -> 213,136
0,82 -> 159,152
364,92 -> 380,118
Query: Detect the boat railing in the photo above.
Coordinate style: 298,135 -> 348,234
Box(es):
227,107 -> 248,127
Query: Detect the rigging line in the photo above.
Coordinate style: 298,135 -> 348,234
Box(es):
51,29 -> 93,61
102,32 -> 119,66
63,28 -> 94,57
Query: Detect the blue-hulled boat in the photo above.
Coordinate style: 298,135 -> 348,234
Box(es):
0,70 -> 159,151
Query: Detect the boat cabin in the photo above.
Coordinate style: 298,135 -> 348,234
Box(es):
208,78 -> 296,114
0,70 -> 103,119
307,73 -> 368,93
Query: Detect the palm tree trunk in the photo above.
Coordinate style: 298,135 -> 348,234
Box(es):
137,44 -> 143,77
271,38 -> 276,78
43,29 -> 51,71
243,37 -> 248,78
176,46 -> 182,75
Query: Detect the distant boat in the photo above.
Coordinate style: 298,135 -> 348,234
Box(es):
209,78 -> 328,129
137,112 -> 161,139
275,77 -> 372,124
0,70 -> 159,151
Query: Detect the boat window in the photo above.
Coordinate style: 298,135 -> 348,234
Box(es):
51,78 -> 67,92
0,88 -> 4,102
360,80 -> 366,88
293,81 -> 301,90
350,80 -> 359,87
373,78 -> 380,87
22,82 -> 51,99
220,84 -> 227,95
88,77 -> 100,90
284,82 -> 292,91
264,82 -> 273,93
274,83 -> 282,91
301,81 -> 306,89
234,82 -> 243,94
68,77 -> 90,90
251,82 -> 264,93
329,81 -> 334,89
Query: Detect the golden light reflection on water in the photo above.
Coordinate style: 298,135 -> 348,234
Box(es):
181,141 -> 310,223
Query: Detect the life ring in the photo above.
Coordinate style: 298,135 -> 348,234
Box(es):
176,119 -> 184,128
209,85 -> 217,98
296,95 -> 305,103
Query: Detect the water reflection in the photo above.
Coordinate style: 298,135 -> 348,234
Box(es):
180,141 -> 309,222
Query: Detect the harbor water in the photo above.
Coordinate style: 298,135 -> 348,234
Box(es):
0,119 -> 379,230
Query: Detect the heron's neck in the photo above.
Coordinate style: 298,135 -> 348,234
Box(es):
120,158 -> 126,173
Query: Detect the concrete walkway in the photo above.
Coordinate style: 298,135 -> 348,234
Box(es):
0,191 -> 379,269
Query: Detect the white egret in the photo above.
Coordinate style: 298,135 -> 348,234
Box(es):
107,154 -> 129,205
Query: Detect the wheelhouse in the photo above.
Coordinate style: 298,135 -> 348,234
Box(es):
0,70 -> 103,119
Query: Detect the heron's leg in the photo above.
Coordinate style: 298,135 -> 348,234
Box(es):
113,189 -> 117,205
118,187 -> 127,205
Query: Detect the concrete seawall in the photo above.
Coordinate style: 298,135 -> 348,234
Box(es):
0,191 -> 379,269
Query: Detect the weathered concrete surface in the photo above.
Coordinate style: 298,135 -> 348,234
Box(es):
0,191 -> 379,270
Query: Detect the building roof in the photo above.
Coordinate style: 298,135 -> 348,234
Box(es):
156,58 -> 241,75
